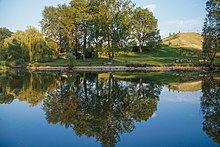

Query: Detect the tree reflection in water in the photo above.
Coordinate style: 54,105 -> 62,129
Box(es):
0,71 -> 58,105
43,72 -> 161,146
201,76 -> 220,144
3,71 -> 219,146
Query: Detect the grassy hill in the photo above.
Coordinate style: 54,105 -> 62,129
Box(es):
163,32 -> 203,50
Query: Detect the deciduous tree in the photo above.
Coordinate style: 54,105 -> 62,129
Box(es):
132,7 -> 159,53
203,0 -> 220,68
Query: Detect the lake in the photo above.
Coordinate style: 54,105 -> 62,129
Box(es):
0,71 -> 219,147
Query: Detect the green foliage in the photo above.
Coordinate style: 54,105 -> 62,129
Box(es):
3,39 -> 23,62
15,59 -> 25,66
41,0 -> 160,62
126,63 -> 148,67
132,7 -> 160,53
0,71 -> 58,106
0,27 -> 12,48
0,61 -> 7,66
41,6 -> 61,53
66,52 -> 76,66
201,77 -> 220,144
1,27 -> 56,65
202,0 -> 220,67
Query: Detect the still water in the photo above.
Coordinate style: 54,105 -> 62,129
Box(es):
0,71 -> 219,147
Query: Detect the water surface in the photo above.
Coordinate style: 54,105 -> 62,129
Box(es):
0,71 -> 219,147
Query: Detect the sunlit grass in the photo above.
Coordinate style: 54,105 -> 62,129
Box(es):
31,47 -> 220,67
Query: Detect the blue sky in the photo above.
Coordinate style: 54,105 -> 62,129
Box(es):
0,0 -> 207,38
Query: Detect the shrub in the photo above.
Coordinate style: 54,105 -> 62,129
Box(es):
15,59 -> 25,65
66,52 -> 76,66
126,63 -> 148,67
0,61 -> 7,66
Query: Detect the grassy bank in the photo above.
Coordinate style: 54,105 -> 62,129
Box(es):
29,47 -> 220,67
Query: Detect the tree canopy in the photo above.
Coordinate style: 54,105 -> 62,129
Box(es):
132,7 -> 159,53
203,0 -> 220,68
0,27 -> 55,65
0,27 -> 12,48
40,0 -> 160,62
0,0 -> 160,65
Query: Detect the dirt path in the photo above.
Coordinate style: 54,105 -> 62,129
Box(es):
26,66 -> 208,71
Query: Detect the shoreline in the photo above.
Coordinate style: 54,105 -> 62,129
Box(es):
23,66 -> 209,72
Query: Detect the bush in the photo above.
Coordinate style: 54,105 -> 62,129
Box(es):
126,63 -> 148,67
15,59 -> 25,65
66,52 -> 76,66
38,58 -> 53,63
0,61 -> 7,66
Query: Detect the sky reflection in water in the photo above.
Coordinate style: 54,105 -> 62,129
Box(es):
0,71 -> 219,147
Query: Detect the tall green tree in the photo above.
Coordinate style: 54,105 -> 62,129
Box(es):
2,38 -> 23,63
4,30 -> 29,61
100,0 -> 134,63
132,7 -> 159,53
87,0 -> 106,58
58,4 -> 74,53
0,27 -> 12,48
203,0 -> 220,68
41,6 -> 61,53
25,27 -> 47,62
40,0 -> 160,62
4,27 -> 54,63
70,0 -> 92,61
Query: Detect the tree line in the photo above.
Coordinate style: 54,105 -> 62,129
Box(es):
1,0 -> 218,68
0,27 -> 55,66
41,0 -> 161,62
0,0 -> 160,66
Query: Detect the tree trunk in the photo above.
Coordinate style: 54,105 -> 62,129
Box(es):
107,34 -> 114,63
210,58 -> 215,70
139,45 -> 142,53
75,36 -> 78,59
139,39 -> 142,53
95,34 -> 99,58
108,52 -> 114,64
82,25 -> 87,61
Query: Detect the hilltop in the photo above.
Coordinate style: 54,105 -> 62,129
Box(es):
163,32 -> 203,50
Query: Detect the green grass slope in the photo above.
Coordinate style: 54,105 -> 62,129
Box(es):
163,32 -> 203,50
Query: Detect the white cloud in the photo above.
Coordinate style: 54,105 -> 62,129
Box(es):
151,112 -> 157,118
144,4 -> 156,12
160,87 -> 201,103
159,18 -> 204,38
163,19 -> 203,30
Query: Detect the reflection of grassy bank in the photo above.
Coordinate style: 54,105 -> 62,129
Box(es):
99,72 -> 180,85
168,81 -> 202,92
98,71 -> 220,92
0,71 -> 219,105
